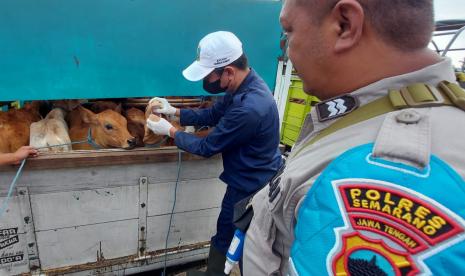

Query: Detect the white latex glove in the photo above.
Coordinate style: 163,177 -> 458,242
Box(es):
149,97 -> 177,115
146,115 -> 174,136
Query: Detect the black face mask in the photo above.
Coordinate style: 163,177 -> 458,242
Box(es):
203,69 -> 228,94
203,78 -> 227,94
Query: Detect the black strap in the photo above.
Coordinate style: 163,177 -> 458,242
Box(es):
233,161 -> 286,232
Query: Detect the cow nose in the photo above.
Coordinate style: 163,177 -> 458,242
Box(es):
127,138 -> 136,147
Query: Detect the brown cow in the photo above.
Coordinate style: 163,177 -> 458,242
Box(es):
91,101 -> 146,147
90,101 -> 122,114
143,101 -> 168,146
124,107 -> 146,147
0,102 -> 42,153
69,106 -> 136,150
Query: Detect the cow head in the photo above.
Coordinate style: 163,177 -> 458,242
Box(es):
19,101 -> 42,123
79,106 -> 136,149
124,107 -> 145,147
46,108 -> 67,121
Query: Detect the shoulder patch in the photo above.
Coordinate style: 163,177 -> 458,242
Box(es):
290,144 -> 465,276
316,95 -> 358,122
329,179 -> 465,276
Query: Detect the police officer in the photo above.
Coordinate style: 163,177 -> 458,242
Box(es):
146,31 -> 282,275
243,0 -> 465,275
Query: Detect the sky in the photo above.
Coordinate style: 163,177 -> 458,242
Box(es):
434,0 -> 465,70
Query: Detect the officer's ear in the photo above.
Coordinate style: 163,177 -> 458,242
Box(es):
223,66 -> 236,81
330,0 -> 364,54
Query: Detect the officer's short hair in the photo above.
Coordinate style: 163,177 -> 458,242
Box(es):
296,0 -> 434,51
218,54 -> 249,71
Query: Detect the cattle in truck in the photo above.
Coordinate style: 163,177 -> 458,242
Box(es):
30,108 -> 72,152
68,106 -> 136,150
0,102 -> 42,153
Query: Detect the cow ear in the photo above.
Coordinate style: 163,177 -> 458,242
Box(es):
114,103 -> 122,114
79,106 -> 98,125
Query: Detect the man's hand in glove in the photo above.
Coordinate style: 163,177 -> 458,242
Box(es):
146,114 -> 177,137
148,97 -> 177,115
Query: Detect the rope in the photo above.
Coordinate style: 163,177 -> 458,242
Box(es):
86,128 -> 101,150
35,140 -> 88,151
0,159 -> 26,219
0,131 -> 181,275
162,150 -> 182,276
0,137 -> 90,219
1,127 -> 166,219
34,127 -> 96,151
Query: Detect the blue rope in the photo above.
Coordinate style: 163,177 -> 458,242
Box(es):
162,150 -> 182,276
0,127 -> 163,221
0,137 -> 90,219
35,140 -> 88,150
0,159 -> 26,219
1,136 -> 181,275
86,128 -> 101,150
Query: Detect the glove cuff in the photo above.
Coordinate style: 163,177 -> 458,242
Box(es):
166,105 -> 177,115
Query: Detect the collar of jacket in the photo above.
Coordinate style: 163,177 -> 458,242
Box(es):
231,68 -> 256,96
302,58 -> 458,144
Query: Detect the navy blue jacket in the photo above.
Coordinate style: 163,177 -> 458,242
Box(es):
174,69 -> 282,193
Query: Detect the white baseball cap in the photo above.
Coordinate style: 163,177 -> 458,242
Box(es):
182,31 -> 243,82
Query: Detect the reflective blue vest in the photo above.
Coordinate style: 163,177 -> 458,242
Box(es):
290,143 -> 465,276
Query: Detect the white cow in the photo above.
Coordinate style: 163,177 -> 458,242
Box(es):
30,108 -> 72,152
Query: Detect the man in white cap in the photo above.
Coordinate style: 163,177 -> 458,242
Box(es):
146,31 -> 282,275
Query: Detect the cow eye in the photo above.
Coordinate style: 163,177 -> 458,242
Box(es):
105,124 -> 113,130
